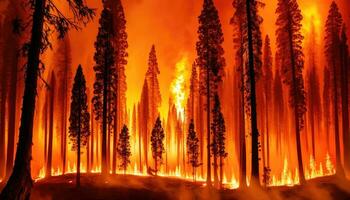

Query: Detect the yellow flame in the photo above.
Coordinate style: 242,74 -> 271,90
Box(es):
302,5 -> 321,40
171,55 -> 189,122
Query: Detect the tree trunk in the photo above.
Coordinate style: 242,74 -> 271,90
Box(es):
213,155 -> 218,187
239,72 -> 247,188
101,54 -> 108,175
0,76 -> 7,179
246,0 -> 260,187
0,0 -> 46,198
219,156 -> 223,189
46,72 -> 55,177
206,62 -> 211,186
5,34 -> 19,180
90,106 -> 94,172
341,40 -> 350,172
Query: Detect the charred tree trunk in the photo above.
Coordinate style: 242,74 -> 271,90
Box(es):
239,68 -> 247,188
341,36 -> 350,172
206,59 -> 211,186
246,0 -> 260,187
0,0 -> 46,198
46,72 -> 55,177
0,71 -> 7,179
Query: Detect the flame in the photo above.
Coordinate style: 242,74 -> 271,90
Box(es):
170,55 -> 190,121
302,5 -> 321,39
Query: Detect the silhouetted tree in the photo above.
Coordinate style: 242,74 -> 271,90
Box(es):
104,0 -> 129,174
186,119 -> 200,181
306,20 -> 321,160
92,8 -> 116,175
146,45 -> 161,125
211,94 -> 227,188
117,125 -> 131,174
0,0 -> 93,198
46,71 -> 55,178
196,0 -> 225,186
273,68 -> 285,156
69,65 -> 90,188
323,67 -> 331,151
324,1 -> 344,176
276,0 -> 307,183
150,117 -> 165,175
340,25 -> 350,171
230,0 -> 247,187
262,35 -> 273,168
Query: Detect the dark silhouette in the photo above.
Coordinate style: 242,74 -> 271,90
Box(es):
211,94 -> 227,188
105,0 -> 128,174
46,71 -> 55,178
117,125 -> 131,174
150,117 -> 165,175
340,25 -> 350,172
186,119 -> 200,181
139,79 -> 149,169
69,65 -> 90,188
324,1 -> 345,176
276,0 -> 307,183
92,8 -> 116,175
0,0 -> 93,198
196,0 -> 225,186
262,35 -> 273,169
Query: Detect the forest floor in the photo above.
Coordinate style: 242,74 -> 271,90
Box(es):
1,174 -> 350,200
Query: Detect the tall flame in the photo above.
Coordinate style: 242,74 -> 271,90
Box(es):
170,55 -> 190,121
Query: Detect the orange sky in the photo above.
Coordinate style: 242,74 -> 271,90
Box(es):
28,0 -> 350,116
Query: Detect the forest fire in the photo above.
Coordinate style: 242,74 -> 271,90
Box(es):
0,0 -> 350,199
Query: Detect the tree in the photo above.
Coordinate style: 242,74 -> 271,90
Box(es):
139,79 -> 149,169
92,8 -> 116,175
262,35 -> 273,169
306,20 -> 321,160
196,0 -> 225,186
105,0 -> 129,174
211,94 -> 227,188
276,0 -> 307,183
340,25 -> 350,172
324,1 -> 345,176
117,125 -> 131,174
46,71 -> 55,178
150,117 -> 165,175
69,65 -> 90,188
323,67 -> 331,151
0,0 -> 93,198
146,45 -> 161,126
55,35 -> 72,174
186,119 -> 200,181
273,68 -> 285,157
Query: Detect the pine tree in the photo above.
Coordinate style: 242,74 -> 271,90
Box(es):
92,8 -> 116,175
69,65 -> 90,188
117,125 -> 131,174
306,20 -> 321,160
186,119 -> 200,181
196,0 -> 225,186
276,0 -> 307,183
211,94 -> 227,188
324,1 -> 344,176
262,35 -> 273,168
146,45 -> 161,126
0,0 -> 93,198
273,68 -> 284,157
105,0 -> 129,174
150,117 -> 165,175
340,25 -> 350,171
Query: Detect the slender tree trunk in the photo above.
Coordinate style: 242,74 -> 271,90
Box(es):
219,156 -> 223,189
0,79 -> 7,179
101,56 -> 108,175
90,106 -> 94,171
5,46 -> 19,179
206,62 -> 211,186
341,42 -> 350,172
77,98 -> 81,188
213,155 -> 218,187
46,72 -> 55,177
333,58 -> 344,177
246,0 -> 260,187
112,111 -> 117,174
0,0 -> 46,198
287,23 -> 305,183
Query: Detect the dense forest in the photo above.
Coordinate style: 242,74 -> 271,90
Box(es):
0,0 -> 349,199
